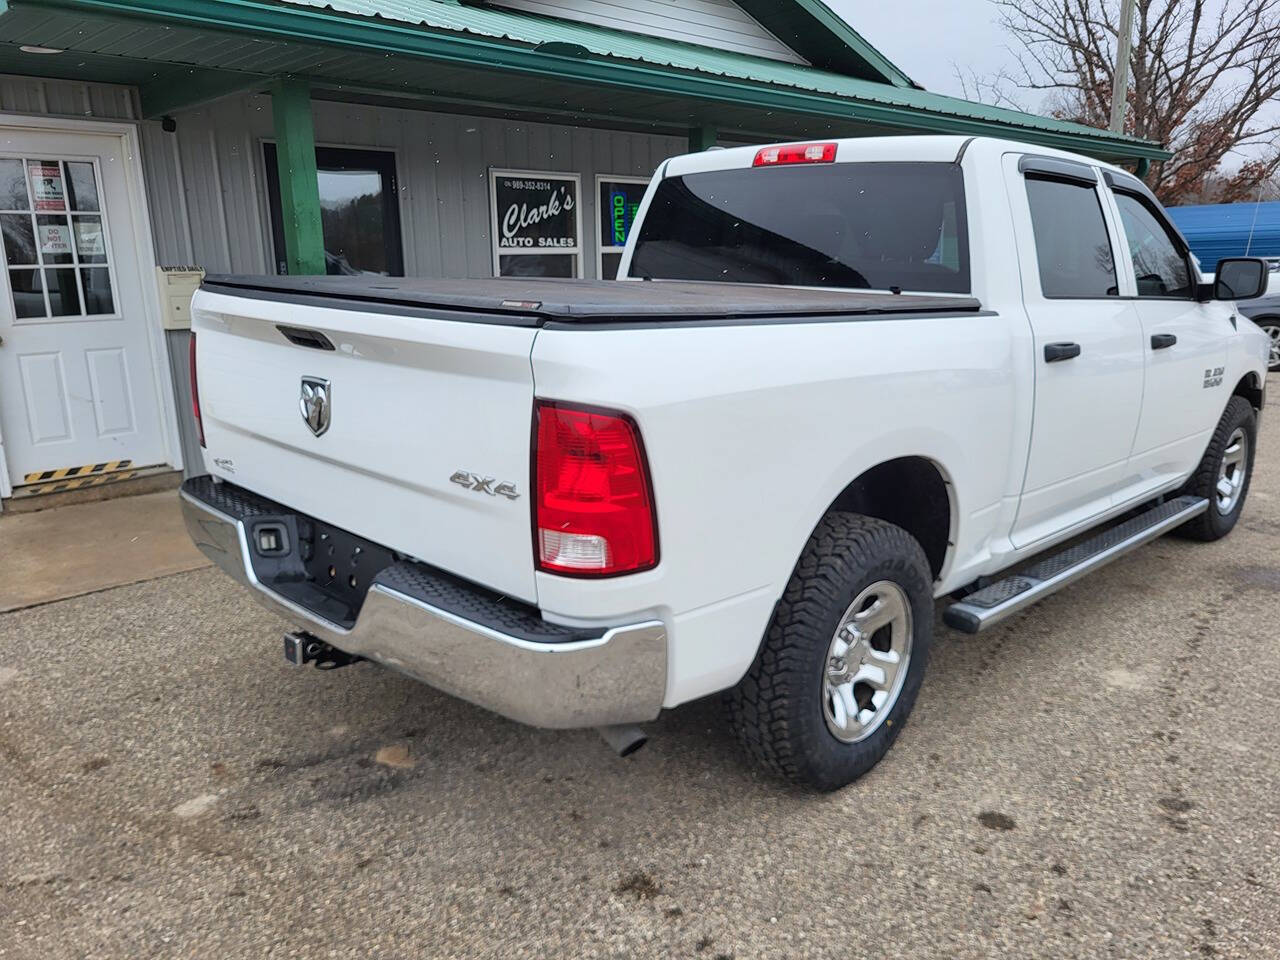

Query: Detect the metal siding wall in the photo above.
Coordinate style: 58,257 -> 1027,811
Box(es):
0,74 -> 138,120
489,0 -> 806,63
149,93 -> 687,280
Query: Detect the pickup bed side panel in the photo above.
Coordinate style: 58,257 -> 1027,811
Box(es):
531,313 -> 1022,706
190,290 -> 541,602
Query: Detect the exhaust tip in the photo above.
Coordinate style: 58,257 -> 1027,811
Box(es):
597,724 -> 648,757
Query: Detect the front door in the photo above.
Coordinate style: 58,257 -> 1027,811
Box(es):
0,125 -> 167,491
1105,187 -> 1230,503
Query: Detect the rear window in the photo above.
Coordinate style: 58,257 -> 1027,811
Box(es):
629,162 -> 970,294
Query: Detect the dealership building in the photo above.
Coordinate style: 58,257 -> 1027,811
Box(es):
0,0 -> 1168,508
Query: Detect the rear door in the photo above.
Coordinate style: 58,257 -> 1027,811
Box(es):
1005,155 -> 1146,548
1104,184 -> 1230,501
191,289 -> 540,601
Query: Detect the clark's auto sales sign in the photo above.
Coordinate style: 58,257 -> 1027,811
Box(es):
494,174 -> 579,250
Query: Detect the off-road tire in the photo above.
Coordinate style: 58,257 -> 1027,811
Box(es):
725,513 -> 933,791
1176,395 -> 1257,541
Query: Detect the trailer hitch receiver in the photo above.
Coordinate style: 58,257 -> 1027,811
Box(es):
283,631 -> 365,669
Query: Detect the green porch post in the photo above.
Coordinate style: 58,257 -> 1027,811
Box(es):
271,78 -> 325,275
688,125 -> 718,152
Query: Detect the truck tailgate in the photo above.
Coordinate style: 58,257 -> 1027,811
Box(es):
190,288 -> 539,602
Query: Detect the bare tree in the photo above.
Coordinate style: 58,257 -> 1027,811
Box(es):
990,0 -> 1280,203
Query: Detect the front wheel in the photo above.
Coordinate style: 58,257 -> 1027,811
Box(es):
725,513 -> 934,791
1258,320 -> 1280,372
1177,395 -> 1257,541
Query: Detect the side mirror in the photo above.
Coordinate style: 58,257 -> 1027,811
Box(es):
1213,257 -> 1269,301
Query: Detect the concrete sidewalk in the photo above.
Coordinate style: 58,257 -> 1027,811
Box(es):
0,489 -> 209,612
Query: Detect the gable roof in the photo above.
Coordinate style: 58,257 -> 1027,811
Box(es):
732,0 -> 916,86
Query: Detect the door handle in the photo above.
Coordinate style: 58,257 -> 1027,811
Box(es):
1044,342 -> 1081,363
1151,333 -> 1177,350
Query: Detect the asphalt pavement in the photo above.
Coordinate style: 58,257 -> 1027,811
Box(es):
2,382 -> 1278,959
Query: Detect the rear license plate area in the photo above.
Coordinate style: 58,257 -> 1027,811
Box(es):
298,518 -> 397,616
243,513 -> 397,628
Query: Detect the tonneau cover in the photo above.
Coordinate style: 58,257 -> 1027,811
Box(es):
200,274 -> 981,324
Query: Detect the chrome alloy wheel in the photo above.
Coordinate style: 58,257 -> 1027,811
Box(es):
822,580 -> 913,744
1265,323 -> 1280,371
1215,427 -> 1249,515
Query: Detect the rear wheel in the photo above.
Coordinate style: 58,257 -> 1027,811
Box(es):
725,513 -> 933,791
1177,395 -> 1257,541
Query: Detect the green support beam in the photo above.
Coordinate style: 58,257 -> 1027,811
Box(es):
271,78 -> 325,276
688,125 -> 718,152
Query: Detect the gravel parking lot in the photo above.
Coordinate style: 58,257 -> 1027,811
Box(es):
3,382 -> 1278,959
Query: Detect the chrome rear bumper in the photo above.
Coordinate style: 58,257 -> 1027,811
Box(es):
180,481 -> 666,728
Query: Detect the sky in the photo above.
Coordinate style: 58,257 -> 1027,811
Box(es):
826,0 -> 1273,171
826,0 -> 1013,98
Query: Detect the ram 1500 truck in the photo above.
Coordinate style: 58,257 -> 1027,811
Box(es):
182,136 -> 1270,790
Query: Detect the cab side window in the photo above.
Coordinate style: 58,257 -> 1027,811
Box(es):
1112,192 -> 1193,298
1024,176 -> 1118,298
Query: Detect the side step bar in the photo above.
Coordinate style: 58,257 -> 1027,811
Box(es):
944,495 -> 1208,634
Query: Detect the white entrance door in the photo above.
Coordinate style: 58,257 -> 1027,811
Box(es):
0,125 -> 168,491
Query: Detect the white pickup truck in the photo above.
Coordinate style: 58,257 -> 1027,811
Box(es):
183,135 -> 1270,790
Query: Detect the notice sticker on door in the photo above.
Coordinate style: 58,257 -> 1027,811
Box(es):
30,162 -> 66,211
38,221 -> 71,257
73,219 -> 105,259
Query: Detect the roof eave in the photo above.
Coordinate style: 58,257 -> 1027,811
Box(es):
21,0 -> 1171,162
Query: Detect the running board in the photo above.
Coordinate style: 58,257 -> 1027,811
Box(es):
944,495 -> 1209,634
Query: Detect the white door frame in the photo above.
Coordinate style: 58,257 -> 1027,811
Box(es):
0,112 -> 183,504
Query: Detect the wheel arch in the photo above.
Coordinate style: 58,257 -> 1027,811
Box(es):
1233,370 -> 1264,414
825,456 -> 956,582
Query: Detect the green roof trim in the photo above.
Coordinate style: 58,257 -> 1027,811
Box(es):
13,0 -> 1170,161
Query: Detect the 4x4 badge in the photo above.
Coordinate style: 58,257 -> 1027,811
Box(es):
300,377 -> 331,437
450,470 -> 519,500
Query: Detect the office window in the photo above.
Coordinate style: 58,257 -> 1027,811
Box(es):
489,170 -> 582,278
597,176 -> 648,279
265,144 -> 404,276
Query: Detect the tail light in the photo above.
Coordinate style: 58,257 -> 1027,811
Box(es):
534,400 -> 658,576
189,331 -> 205,448
753,142 -> 837,167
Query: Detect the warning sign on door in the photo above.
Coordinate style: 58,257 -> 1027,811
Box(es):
29,163 -> 66,211
38,221 -> 71,257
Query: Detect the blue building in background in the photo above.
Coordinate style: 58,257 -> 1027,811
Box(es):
1167,201 -> 1280,266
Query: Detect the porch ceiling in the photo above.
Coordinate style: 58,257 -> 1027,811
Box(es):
0,0 -> 1173,162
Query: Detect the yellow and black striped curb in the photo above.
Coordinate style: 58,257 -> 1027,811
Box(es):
19,470 -> 139,496
23,459 -> 133,485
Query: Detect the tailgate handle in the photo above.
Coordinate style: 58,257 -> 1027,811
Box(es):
277,325 -> 335,351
